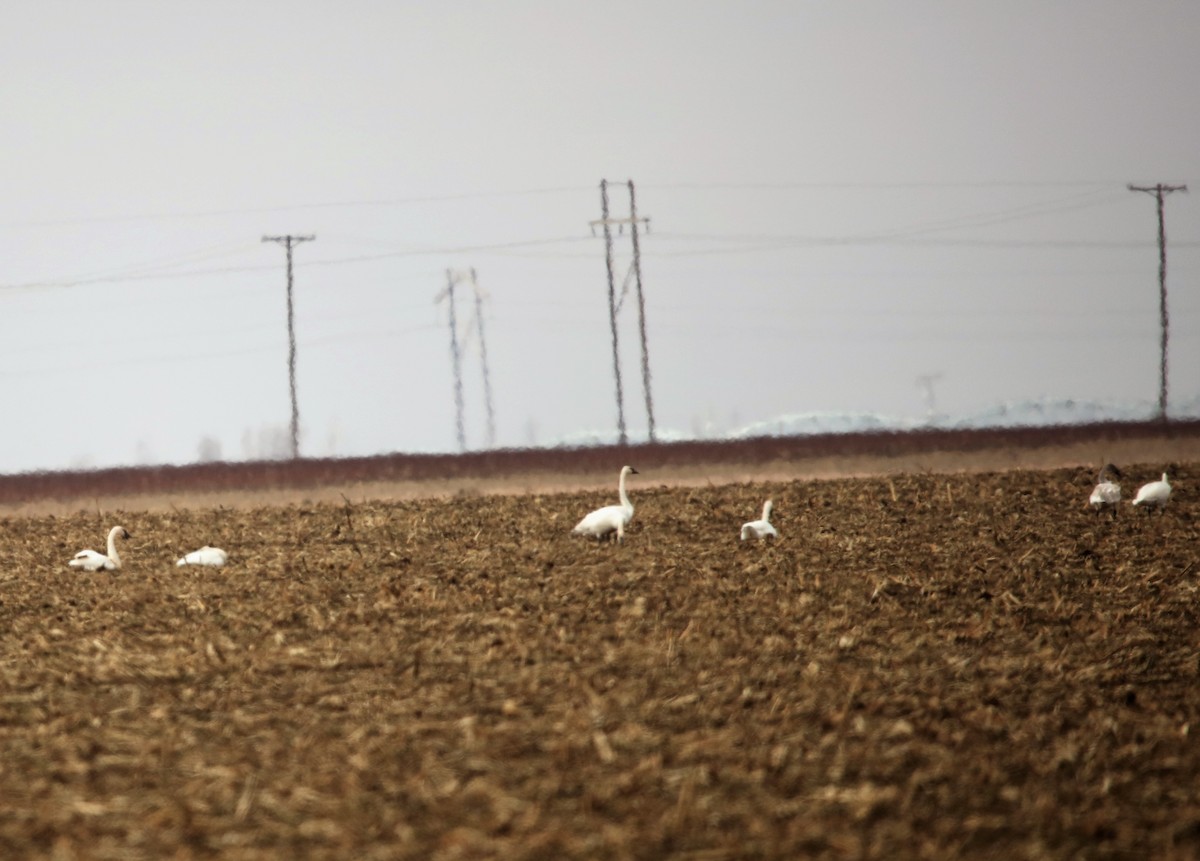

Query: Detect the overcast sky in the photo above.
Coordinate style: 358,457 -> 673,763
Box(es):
2,1 -> 1198,472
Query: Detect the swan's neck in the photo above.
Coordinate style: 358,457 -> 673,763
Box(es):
761,501 -> 772,522
618,470 -> 633,510
107,529 -> 122,568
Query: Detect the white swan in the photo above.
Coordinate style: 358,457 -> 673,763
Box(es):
1088,463 -> 1123,510
68,526 -> 130,572
1132,472 -> 1172,509
176,546 -> 228,567
573,466 -> 638,542
740,499 -> 778,541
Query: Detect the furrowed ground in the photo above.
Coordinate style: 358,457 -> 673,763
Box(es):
0,463 -> 1198,859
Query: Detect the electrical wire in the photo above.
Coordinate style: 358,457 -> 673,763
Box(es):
0,236 -> 597,292
2,183 -> 1194,291
0,186 -> 592,230
640,180 -> 1141,191
0,322 -> 444,380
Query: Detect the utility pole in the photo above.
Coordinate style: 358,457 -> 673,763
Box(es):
590,178 -> 653,445
439,269 -> 468,452
627,180 -> 656,442
262,234 -> 315,459
435,267 -> 497,451
468,269 -> 498,448
1128,183 -> 1187,421
594,179 -> 627,445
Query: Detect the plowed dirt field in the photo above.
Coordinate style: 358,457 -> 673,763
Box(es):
2,463 -> 1198,859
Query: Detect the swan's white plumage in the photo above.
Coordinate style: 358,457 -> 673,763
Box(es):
573,466 -> 638,542
176,546 -> 228,567
68,525 -> 129,572
740,500 -> 778,541
1088,464 -> 1122,509
1132,472 -> 1172,508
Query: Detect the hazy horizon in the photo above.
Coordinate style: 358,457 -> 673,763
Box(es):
3,2 -> 1198,472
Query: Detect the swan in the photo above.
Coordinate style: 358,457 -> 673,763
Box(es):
176,546 -> 228,567
740,499 -> 778,541
1088,463 -> 1123,510
68,526 -> 130,572
1132,472 -> 1172,510
573,466 -> 638,542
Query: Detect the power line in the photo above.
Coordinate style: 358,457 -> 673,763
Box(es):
44,241 -> 262,285
6,182 -> 1140,230
4,319 -> 1185,382
3,184 -> 1186,294
262,234 -> 315,459
0,186 -> 593,230
643,189 -> 1142,255
640,180 -> 1150,191
650,234 -> 1200,252
0,236 -> 594,292
0,320 -> 445,381
1129,182 -> 1188,421
854,188 -> 1129,241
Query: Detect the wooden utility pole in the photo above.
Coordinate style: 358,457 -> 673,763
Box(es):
436,268 -> 496,450
1128,183 -> 1187,421
439,269 -> 468,452
468,269 -> 498,448
262,234 -> 315,459
594,179 -> 627,445
627,180 -> 656,442
590,179 -> 654,445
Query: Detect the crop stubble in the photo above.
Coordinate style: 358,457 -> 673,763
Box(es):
0,465 -> 1198,859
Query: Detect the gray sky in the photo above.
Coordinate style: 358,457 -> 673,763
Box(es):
2,1 -> 1198,472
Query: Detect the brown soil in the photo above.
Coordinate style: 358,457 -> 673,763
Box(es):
1,429 -> 1198,858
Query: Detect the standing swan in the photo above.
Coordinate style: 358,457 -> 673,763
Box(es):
1088,463 -> 1123,511
740,500 -> 778,541
1132,472 -> 1172,511
573,466 -> 639,543
68,526 -> 130,571
176,546 -> 229,567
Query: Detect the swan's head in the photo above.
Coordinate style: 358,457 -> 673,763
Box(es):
109,526 -> 130,541
622,465 -> 639,477
763,500 -> 774,518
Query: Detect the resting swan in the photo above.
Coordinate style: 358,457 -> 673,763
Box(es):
176,546 -> 228,567
1088,463 -> 1123,510
740,500 -> 778,541
573,466 -> 638,543
68,525 -> 130,571
1132,472 -> 1172,510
